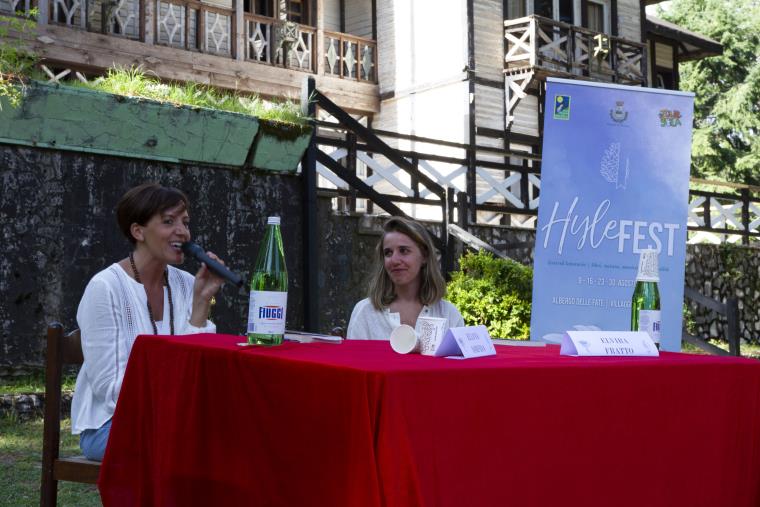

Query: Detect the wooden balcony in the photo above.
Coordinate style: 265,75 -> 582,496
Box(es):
1,0 -> 379,113
1,0 -> 36,17
504,15 -> 646,86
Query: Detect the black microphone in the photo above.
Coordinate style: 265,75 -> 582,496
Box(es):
181,242 -> 244,287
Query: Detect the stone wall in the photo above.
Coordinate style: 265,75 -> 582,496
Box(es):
0,144 -> 307,370
0,392 -> 72,422
685,243 -> 760,344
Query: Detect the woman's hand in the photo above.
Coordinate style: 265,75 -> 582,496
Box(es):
190,251 -> 225,327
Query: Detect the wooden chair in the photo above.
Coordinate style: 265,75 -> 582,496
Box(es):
40,322 -> 101,507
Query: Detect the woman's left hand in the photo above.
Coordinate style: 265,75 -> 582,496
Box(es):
190,251 -> 225,326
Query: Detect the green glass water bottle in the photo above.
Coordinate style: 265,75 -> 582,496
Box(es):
631,248 -> 661,349
247,217 -> 288,346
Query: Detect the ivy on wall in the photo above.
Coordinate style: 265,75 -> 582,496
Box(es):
0,10 -> 37,109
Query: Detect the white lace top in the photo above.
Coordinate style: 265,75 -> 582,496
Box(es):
71,263 -> 215,434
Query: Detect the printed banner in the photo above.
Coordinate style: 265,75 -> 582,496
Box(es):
530,78 -> 694,351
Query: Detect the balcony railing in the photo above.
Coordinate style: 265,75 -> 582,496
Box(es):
33,0 -> 376,82
323,30 -> 376,82
0,0 -> 35,15
156,0 -> 233,55
244,15 -> 315,71
505,15 -> 646,85
46,0 -> 140,38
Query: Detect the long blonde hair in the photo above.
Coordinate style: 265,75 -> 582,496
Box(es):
368,216 -> 446,309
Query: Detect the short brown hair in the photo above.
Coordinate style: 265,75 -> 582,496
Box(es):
116,183 -> 189,245
368,216 -> 446,309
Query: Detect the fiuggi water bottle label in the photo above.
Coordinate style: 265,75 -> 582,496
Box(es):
247,290 -> 287,334
637,310 -> 661,343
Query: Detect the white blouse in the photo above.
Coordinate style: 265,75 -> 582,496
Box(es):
346,298 -> 464,341
71,263 -> 215,434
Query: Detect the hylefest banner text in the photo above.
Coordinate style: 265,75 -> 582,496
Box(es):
530,78 -> 694,351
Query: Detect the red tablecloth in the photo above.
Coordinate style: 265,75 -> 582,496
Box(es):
98,334 -> 760,507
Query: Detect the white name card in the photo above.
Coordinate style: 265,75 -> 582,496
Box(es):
560,331 -> 659,357
434,325 -> 496,359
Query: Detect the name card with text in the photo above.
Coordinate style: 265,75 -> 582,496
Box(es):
560,331 -> 659,357
434,325 -> 496,359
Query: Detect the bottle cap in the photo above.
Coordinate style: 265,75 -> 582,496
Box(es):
267,216 -> 281,225
636,249 -> 659,282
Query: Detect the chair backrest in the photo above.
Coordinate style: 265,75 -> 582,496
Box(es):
41,322 -> 99,507
60,329 -> 83,366
42,323 -> 82,441
331,326 -> 347,338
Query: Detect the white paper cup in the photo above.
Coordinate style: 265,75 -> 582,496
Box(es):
416,316 -> 448,356
390,324 -> 421,354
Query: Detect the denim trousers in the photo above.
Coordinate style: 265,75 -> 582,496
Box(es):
80,418 -> 112,461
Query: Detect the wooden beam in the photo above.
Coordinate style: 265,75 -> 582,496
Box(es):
683,286 -> 726,315
316,0 -> 324,75
54,458 -> 101,484
236,0 -> 245,60
143,0 -> 153,44
682,332 -> 732,356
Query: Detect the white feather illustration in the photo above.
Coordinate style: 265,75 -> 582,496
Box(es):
600,142 -> 629,189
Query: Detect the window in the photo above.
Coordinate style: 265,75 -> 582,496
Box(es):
256,0 -> 273,16
507,0 -> 526,18
558,0 -> 573,23
655,68 -> 675,90
534,0 -> 553,18
585,0 -> 608,33
285,0 -> 308,25
244,0 -> 273,16
528,0 -> 578,24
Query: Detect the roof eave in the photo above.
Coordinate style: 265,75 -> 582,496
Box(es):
645,17 -> 723,60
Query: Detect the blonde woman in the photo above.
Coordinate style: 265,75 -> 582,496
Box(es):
347,217 -> 463,340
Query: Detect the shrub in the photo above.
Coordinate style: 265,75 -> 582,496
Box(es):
0,10 -> 38,109
446,251 -> 533,340
72,66 -> 308,125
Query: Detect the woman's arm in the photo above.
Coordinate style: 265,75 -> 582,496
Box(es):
346,300 -> 373,340
173,269 -> 217,335
76,277 -> 123,409
189,252 -> 225,328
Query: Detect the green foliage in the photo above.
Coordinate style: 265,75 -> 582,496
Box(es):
717,242 -> 746,284
661,0 -> 760,184
682,303 -> 697,335
0,416 -> 100,506
446,251 -> 533,340
70,66 -> 308,125
0,371 -> 77,395
715,243 -> 759,302
0,10 -> 38,109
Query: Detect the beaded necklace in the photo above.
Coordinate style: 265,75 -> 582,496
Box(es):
129,252 -> 175,335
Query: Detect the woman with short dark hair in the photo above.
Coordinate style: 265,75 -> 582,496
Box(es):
346,216 -> 463,340
71,182 -> 225,460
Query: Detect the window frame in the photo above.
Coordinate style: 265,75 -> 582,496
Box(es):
585,0 -> 610,34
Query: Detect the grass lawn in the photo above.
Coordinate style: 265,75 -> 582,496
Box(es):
0,416 -> 101,507
0,371 -> 76,395
682,340 -> 760,358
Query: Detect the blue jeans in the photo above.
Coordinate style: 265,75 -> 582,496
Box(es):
80,418 -> 111,461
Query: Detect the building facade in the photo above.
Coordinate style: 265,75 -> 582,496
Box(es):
2,0 -> 721,226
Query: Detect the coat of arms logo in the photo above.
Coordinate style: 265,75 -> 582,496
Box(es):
610,101 -> 628,123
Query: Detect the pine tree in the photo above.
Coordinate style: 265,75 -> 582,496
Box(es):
661,0 -> 760,184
